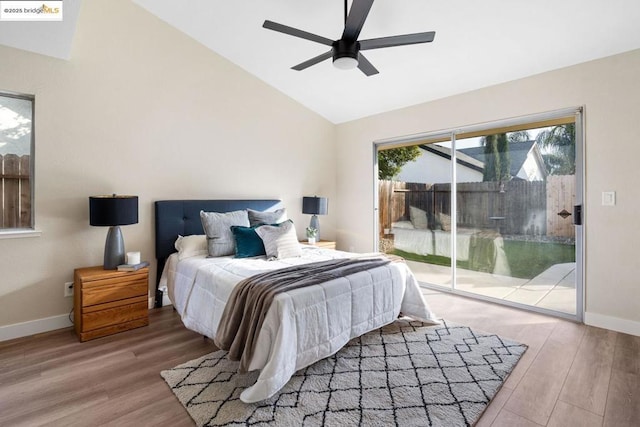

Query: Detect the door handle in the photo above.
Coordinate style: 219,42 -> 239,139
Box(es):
573,205 -> 582,225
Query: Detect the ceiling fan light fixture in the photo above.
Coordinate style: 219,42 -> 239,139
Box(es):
333,56 -> 358,70
332,39 -> 359,70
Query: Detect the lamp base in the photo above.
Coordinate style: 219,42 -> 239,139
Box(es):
309,215 -> 320,241
104,226 -> 125,269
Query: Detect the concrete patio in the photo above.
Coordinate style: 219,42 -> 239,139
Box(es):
406,260 -> 577,315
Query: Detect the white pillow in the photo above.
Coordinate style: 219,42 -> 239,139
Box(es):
409,206 -> 429,229
200,210 -> 250,257
255,220 -> 302,261
174,235 -> 207,260
439,212 -> 452,232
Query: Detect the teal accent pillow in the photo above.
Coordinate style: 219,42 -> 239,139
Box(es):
231,225 -> 267,258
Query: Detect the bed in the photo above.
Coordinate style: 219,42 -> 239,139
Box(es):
156,199 -> 438,403
391,220 -> 509,274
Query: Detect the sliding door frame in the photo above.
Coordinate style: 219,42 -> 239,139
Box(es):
373,107 -> 585,322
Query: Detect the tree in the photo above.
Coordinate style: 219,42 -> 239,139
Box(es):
497,133 -> 510,181
483,134 -> 500,182
481,133 -> 512,182
536,123 -> 575,175
507,130 -> 530,143
378,146 -> 421,180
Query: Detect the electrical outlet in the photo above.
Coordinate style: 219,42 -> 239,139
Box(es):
64,281 -> 74,297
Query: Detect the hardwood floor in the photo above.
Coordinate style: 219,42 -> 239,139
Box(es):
423,289 -> 639,427
0,290 -> 638,426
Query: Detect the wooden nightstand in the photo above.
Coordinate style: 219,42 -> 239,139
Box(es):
74,266 -> 149,342
300,240 -> 337,250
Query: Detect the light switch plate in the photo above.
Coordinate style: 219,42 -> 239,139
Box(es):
602,191 -> 616,206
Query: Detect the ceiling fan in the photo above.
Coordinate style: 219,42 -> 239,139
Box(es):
262,0 -> 436,76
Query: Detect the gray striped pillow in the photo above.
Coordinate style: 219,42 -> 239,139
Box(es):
200,210 -> 250,257
247,208 -> 287,227
255,220 -> 302,260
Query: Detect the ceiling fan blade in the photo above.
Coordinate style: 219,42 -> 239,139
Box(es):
342,0 -> 374,41
263,20 -> 334,46
292,50 -> 333,71
357,53 -> 379,76
360,31 -> 436,50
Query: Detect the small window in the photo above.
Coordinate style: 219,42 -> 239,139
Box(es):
0,92 -> 34,231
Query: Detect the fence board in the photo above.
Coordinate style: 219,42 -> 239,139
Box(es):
378,180 -> 390,234
546,175 -> 575,238
2,154 -> 20,228
1,154 -> 31,229
19,155 -> 31,228
379,180 -> 412,234
392,181 -> 407,224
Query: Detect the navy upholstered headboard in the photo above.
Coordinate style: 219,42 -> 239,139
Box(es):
154,199 -> 282,288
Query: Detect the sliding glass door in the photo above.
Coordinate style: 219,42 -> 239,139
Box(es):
375,109 -> 583,320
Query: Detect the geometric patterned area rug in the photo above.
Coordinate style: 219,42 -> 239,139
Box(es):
161,319 -> 527,427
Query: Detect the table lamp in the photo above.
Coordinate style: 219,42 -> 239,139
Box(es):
302,196 -> 328,241
90,195 -> 138,269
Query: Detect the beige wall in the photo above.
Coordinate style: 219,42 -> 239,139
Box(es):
0,0 -> 336,329
335,49 -> 640,330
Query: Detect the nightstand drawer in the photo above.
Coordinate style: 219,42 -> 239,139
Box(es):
81,297 -> 148,331
79,271 -> 148,289
82,280 -> 147,307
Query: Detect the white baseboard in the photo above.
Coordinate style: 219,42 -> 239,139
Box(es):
0,314 -> 73,342
4,309 -> 634,342
158,286 -> 172,307
162,294 -> 172,307
585,311 -> 640,337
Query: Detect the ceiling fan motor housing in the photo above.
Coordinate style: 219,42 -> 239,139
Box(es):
333,39 -> 360,63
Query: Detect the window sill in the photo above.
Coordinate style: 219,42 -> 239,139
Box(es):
0,229 -> 42,240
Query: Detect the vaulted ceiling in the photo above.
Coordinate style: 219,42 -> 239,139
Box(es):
2,1 -> 640,124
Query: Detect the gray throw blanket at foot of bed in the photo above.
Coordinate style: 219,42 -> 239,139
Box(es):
214,257 -> 392,372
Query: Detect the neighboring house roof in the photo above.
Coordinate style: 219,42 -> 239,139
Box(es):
416,140 -> 547,181
419,144 -> 484,172
459,141 -> 537,179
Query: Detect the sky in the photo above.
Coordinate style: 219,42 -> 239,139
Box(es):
0,97 -> 32,156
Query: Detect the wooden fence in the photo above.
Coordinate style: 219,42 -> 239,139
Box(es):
546,175 -> 576,237
1,154 -> 31,228
380,176 -> 575,238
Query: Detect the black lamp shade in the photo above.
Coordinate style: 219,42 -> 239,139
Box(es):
90,195 -> 138,226
302,196 -> 328,216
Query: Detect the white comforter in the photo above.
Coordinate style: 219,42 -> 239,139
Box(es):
161,246 -> 438,403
